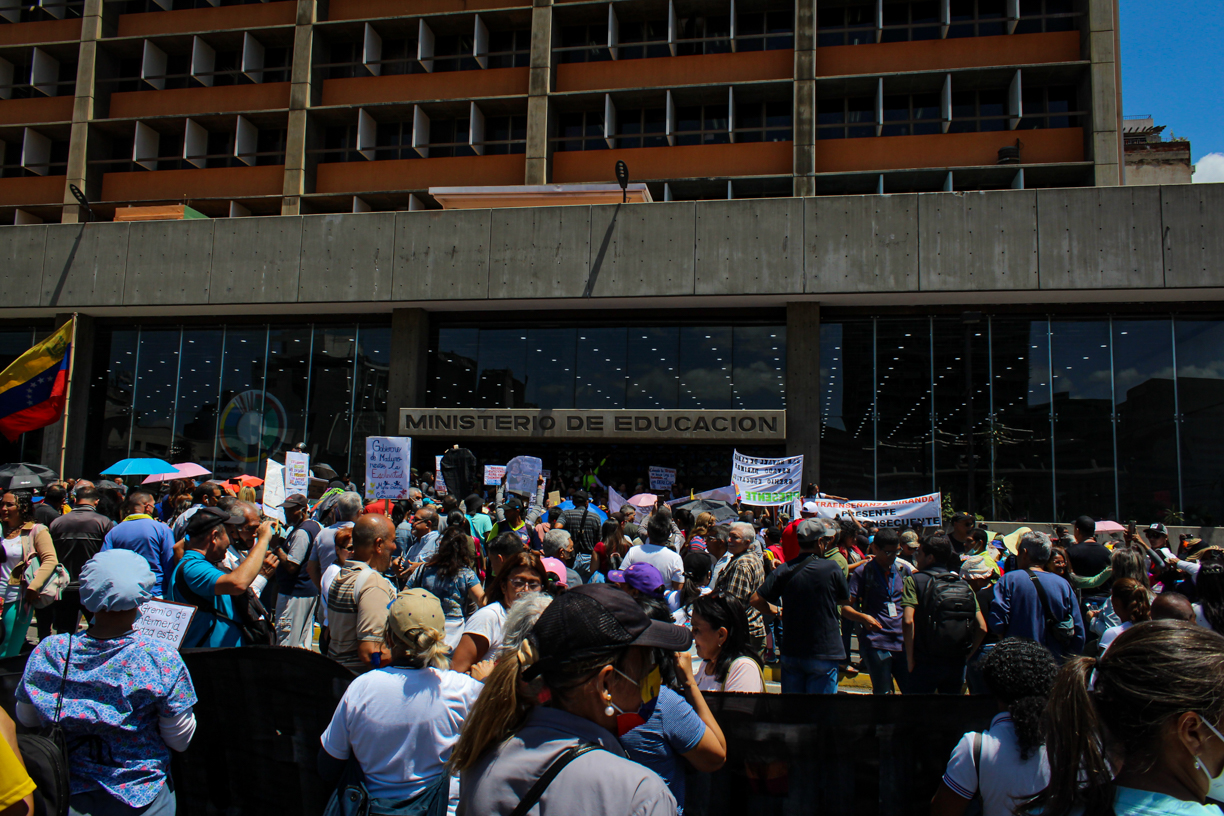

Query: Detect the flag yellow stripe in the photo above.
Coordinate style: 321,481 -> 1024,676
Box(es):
0,320 -> 73,397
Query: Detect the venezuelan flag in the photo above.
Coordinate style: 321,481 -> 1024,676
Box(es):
0,320 -> 73,442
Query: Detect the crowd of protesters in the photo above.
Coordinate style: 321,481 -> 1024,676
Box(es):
0,465 -> 1221,816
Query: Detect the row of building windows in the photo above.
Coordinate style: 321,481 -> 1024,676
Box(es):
554,101 -> 792,152
817,0 -> 1078,45
556,11 -> 794,63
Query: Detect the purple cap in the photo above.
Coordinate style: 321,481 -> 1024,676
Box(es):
608,562 -> 666,597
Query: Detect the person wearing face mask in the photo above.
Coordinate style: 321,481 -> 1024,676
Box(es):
449,584 -> 690,816
1018,620 -> 1224,816
451,551 -> 547,675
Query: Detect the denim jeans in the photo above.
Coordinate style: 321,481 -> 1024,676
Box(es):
907,657 -> 967,694
860,646 -> 907,694
780,655 -> 840,694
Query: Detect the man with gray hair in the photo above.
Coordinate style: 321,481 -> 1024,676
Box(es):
306,491 -> 365,592
716,521 -> 766,655
541,528 -> 583,588
987,529 -> 1085,661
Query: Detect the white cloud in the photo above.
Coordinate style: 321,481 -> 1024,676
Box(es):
1194,153 -> 1224,183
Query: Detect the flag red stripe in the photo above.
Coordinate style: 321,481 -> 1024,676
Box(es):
0,368 -> 68,442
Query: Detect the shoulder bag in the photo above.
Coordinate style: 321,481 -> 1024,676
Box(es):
17,632 -> 74,816
21,523 -> 70,609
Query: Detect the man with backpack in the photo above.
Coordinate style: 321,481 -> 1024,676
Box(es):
987,530 -> 1085,662
272,493 -> 322,649
902,535 -> 986,694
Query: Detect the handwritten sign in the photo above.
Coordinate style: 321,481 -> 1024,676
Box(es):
366,437 -> 412,500
135,599 -> 197,650
484,465 -> 506,485
262,459 -> 286,524
284,451 -> 310,494
649,466 -> 676,491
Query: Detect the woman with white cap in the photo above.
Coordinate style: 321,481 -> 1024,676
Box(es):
319,587 -> 483,815
15,549 -> 197,815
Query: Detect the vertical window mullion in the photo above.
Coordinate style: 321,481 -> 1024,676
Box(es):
872,317 -> 878,500
1047,317 -> 1056,518
211,325 -> 226,470
929,317 -> 936,494
302,323 -> 316,450
347,324 -> 360,476
987,316 -> 996,519
169,328 -> 184,463
127,326 -> 142,459
256,325 -> 271,471
1171,317 -> 1184,515
1108,315 -> 1120,521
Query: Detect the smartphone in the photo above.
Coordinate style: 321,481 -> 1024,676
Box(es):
1127,521 -> 1136,536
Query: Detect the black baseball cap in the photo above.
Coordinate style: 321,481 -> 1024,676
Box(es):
573,489 -> 590,501
281,494 -> 308,510
503,496 -> 524,510
525,584 -> 691,680
185,506 -> 243,538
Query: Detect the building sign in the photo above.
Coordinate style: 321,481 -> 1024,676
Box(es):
399,409 -> 786,442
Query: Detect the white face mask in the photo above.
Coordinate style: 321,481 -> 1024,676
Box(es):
1193,714 -> 1224,802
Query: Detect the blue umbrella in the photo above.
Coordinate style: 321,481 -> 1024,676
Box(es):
100,457 -> 177,477
557,500 -> 608,522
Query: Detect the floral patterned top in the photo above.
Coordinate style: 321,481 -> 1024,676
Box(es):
16,632 -> 197,807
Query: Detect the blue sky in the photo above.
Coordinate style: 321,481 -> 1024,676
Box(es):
1120,0 -> 1224,177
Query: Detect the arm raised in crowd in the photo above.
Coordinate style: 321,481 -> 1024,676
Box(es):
214,520 -> 273,595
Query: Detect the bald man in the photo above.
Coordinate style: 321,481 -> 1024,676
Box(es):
325,514 -> 397,672
1151,592 -> 1196,623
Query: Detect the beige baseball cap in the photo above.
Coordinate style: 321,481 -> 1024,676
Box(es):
388,588 -> 445,637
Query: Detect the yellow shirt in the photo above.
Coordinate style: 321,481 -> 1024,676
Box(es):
0,735 -> 34,810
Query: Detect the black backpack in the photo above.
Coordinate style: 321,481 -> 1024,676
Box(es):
916,571 -> 978,660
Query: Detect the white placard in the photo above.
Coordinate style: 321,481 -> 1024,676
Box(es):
731,450 -> 803,507
608,486 -> 625,514
134,599 -> 196,650
366,437 -> 412,500
809,492 -> 943,528
284,451 -> 309,494
435,455 -> 446,495
484,465 -> 506,485
505,456 -> 542,496
261,459 -> 286,524
649,466 -> 676,491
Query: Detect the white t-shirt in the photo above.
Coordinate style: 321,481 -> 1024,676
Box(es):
1194,603 -> 1216,631
321,666 -> 483,803
320,563 -> 342,627
461,602 -> 509,660
1,534 -> 23,604
696,655 -> 764,693
709,552 -> 732,588
621,544 -> 684,585
1099,621 -> 1133,652
942,713 -> 1050,816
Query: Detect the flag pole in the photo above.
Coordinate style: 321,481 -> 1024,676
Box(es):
58,314 -> 78,478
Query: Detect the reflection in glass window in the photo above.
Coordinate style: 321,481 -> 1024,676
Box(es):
475,330 -> 527,408
131,329 -> 181,462
215,328 -> 267,477
307,326 -> 357,479
1113,320 -> 1178,522
525,329 -> 577,409
431,328 -> 478,407
1050,320 -> 1114,520
878,320 -> 933,500
174,330 -> 223,470
990,319 -> 1052,521
575,328 -> 627,409
351,326 -> 391,480
933,318 -> 991,514
819,321 -> 874,499
732,327 -> 786,410
628,328 -> 679,409
262,326 -> 312,464
96,329 -> 138,472
1175,319 -> 1224,524
679,328 -> 732,410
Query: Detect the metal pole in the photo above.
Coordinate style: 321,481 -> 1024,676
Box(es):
964,319 -> 974,517
1108,317 -> 1119,521
1171,317 -> 1183,514
57,314 -> 79,477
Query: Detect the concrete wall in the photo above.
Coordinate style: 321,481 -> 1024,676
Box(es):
5,183 -> 1224,316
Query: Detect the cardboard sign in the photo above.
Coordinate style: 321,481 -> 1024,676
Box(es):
649,466 -> 676,491
548,490 -> 562,507
134,599 -> 197,650
284,451 -> 310,494
262,459 -> 286,524
505,456 -> 542,496
484,465 -> 506,485
366,437 -> 412,500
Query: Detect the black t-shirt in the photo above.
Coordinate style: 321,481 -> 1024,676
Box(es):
1067,540 -> 1112,589
757,552 -> 850,662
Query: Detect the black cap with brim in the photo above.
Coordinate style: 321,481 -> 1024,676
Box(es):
524,584 -> 691,679
185,506 -> 243,538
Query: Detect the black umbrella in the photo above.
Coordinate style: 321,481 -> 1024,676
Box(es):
0,463 -> 59,491
312,463 -> 339,480
675,498 -> 738,523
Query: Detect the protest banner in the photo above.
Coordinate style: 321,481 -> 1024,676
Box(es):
134,599 -> 197,650
505,456 -> 542,496
731,450 -> 803,506
366,437 -> 411,500
808,492 -> 943,528
484,465 -> 506,485
649,466 -> 676,491
608,486 -> 626,514
262,459 -> 286,524
284,451 -> 310,494
435,455 -> 446,494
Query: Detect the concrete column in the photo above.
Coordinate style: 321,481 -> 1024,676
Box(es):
40,313 -> 95,477
1087,0 -> 1122,186
524,0 -> 553,185
282,0 -> 317,215
385,308 -> 430,436
61,0 -> 104,224
792,0 -> 817,197
786,302 -> 820,484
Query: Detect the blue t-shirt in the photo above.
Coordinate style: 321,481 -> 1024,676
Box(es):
168,551 -> 244,648
848,560 -> 905,652
411,565 -> 480,619
100,516 -> 177,597
618,687 -> 707,811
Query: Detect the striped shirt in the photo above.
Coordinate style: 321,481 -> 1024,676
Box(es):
326,561 -> 395,673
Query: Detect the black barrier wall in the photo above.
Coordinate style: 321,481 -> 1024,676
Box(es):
1,647 -> 998,816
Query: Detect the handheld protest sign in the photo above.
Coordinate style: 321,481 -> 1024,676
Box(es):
505,456 -> 542,496
366,437 -> 412,500
134,599 -> 197,650
484,465 -> 506,485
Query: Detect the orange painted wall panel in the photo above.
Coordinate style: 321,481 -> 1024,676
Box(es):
552,141 -> 793,183
0,95 -> 74,126
328,0 -> 527,20
555,49 -> 794,93
0,18 -> 80,47
315,154 -> 526,193
320,68 -> 529,106
815,31 -> 1081,77
0,174 -> 64,207
100,165 -> 285,202
116,1 -> 297,37
108,83 -> 291,119
814,127 -> 1082,173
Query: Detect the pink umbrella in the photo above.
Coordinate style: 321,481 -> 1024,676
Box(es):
627,493 -> 658,508
1095,520 -> 1126,533
141,462 -> 212,484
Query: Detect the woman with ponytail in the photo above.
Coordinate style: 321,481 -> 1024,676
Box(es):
1020,621 -> 1224,816
931,638 -> 1056,816
319,588 -> 483,813
451,584 -> 690,815
1098,577 -> 1152,652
